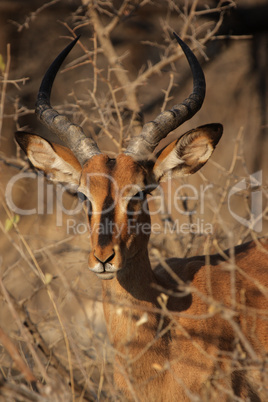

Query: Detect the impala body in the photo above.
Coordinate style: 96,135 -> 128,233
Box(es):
16,34 -> 268,401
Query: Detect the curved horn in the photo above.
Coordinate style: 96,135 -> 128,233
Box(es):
36,36 -> 101,166
125,33 -> 206,159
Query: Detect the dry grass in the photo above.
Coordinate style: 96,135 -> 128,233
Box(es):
0,1 -> 268,400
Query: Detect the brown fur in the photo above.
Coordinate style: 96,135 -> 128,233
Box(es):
16,128 -> 268,401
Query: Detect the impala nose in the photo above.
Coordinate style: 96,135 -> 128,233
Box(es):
94,249 -> 115,265
91,248 -> 117,280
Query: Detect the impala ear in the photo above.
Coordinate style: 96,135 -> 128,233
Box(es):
153,124 -> 223,182
15,132 -> 82,192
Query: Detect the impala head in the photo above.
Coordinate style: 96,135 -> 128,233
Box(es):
15,34 -> 222,280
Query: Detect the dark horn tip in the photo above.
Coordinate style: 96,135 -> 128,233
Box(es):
36,35 -> 81,109
173,32 -> 189,50
173,32 -> 181,43
172,31 -> 205,95
172,32 -> 192,55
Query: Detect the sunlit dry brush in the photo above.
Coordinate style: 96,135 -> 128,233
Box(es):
1,1 -> 268,401
15,29 -> 268,402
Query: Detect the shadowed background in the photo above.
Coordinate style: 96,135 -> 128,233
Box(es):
0,0 -> 267,400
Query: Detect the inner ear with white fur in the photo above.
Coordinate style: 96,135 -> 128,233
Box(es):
153,123 -> 223,182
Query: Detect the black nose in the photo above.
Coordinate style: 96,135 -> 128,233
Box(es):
94,249 -> 115,265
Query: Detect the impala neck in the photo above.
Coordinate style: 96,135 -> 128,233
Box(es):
102,248 -> 158,307
97,193 -> 173,391
101,247 -> 165,349
101,248 -> 171,394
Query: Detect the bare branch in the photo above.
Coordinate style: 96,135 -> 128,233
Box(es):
84,0 -> 142,136
9,0 -> 61,32
0,44 -> 11,143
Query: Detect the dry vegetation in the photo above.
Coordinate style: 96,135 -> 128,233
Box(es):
0,0 -> 268,400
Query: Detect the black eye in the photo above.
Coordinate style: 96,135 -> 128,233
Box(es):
131,191 -> 146,202
78,192 -> 93,214
78,191 -> 87,202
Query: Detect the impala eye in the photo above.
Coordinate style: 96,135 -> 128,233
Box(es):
78,191 -> 87,202
131,191 -> 146,202
78,192 -> 93,215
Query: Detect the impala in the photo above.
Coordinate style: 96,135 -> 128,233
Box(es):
15,34 -> 268,401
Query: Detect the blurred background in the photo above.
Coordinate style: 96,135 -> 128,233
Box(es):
0,0 -> 267,400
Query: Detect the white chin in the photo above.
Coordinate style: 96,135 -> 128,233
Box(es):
96,272 -> 116,280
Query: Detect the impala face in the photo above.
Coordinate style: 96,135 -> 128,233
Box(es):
15,34 -> 223,280
79,154 -> 153,279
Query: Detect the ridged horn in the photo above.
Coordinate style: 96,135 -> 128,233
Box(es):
125,33 -> 206,159
36,36 -> 101,166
